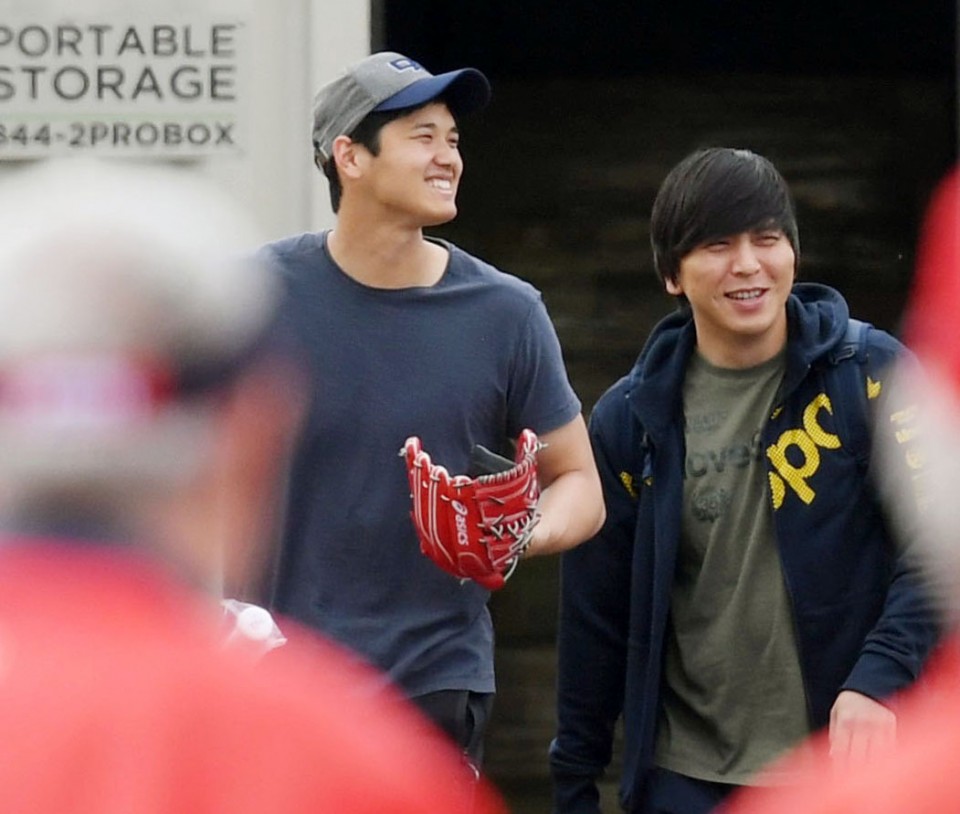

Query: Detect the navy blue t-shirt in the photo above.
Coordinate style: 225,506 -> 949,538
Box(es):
263,232 -> 581,697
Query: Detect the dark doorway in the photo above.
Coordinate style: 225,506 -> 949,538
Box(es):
380,4 -> 957,811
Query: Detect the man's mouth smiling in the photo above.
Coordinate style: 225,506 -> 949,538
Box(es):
727,289 -> 764,301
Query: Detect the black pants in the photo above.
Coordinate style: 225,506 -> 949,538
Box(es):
639,767 -> 738,814
411,690 -> 495,768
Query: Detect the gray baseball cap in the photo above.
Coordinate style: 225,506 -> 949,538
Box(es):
311,51 -> 491,164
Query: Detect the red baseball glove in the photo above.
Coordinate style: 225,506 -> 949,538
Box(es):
401,430 -> 542,590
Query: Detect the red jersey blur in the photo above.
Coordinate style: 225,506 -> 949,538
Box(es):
0,538 -> 505,814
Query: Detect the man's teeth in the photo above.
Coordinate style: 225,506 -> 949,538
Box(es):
729,290 -> 762,300
428,179 -> 452,190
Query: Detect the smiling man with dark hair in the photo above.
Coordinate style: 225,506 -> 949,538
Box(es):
550,146 -> 938,814
262,51 -> 605,772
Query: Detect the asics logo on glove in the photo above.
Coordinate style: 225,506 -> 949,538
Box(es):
452,500 -> 470,547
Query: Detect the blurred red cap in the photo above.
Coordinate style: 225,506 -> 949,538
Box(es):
902,167 -> 960,381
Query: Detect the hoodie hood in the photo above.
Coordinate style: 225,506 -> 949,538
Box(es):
626,282 -> 850,435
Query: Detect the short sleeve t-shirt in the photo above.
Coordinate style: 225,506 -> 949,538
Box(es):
655,350 -> 811,784
262,232 -> 581,697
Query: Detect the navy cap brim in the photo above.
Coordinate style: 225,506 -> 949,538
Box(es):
372,68 -> 491,116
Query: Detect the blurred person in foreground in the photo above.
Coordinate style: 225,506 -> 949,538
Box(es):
549,147 -> 940,814
0,158 -> 504,814
728,167 -> 960,814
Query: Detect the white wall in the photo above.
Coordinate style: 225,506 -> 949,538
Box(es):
201,0 -> 371,238
306,0 -> 371,232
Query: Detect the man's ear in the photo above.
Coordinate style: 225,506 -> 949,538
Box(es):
665,277 -> 683,296
331,135 -> 366,180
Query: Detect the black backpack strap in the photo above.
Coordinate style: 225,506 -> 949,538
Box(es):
828,318 -> 872,466
828,318 -> 869,365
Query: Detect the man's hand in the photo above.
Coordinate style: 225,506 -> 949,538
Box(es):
828,690 -> 897,767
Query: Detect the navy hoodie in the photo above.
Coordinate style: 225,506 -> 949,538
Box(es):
550,283 -> 939,813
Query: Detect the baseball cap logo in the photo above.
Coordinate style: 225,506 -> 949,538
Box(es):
388,57 -> 423,73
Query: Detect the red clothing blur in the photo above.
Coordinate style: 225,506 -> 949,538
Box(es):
901,166 -> 960,379
0,538 -> 505,814
727,637 -> 960,814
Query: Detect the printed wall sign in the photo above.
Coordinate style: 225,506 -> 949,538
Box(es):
0,1 -> 252,158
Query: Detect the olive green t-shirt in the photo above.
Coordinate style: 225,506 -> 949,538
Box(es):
654,349 -> 811,785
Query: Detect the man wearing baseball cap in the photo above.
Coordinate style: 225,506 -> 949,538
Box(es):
261,51 -> 605,768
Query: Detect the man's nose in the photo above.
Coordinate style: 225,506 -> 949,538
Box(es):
732,237 -> 760,273
433,141 -> 459,168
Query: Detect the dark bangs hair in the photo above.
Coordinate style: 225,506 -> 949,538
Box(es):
650,147 -> 800,287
